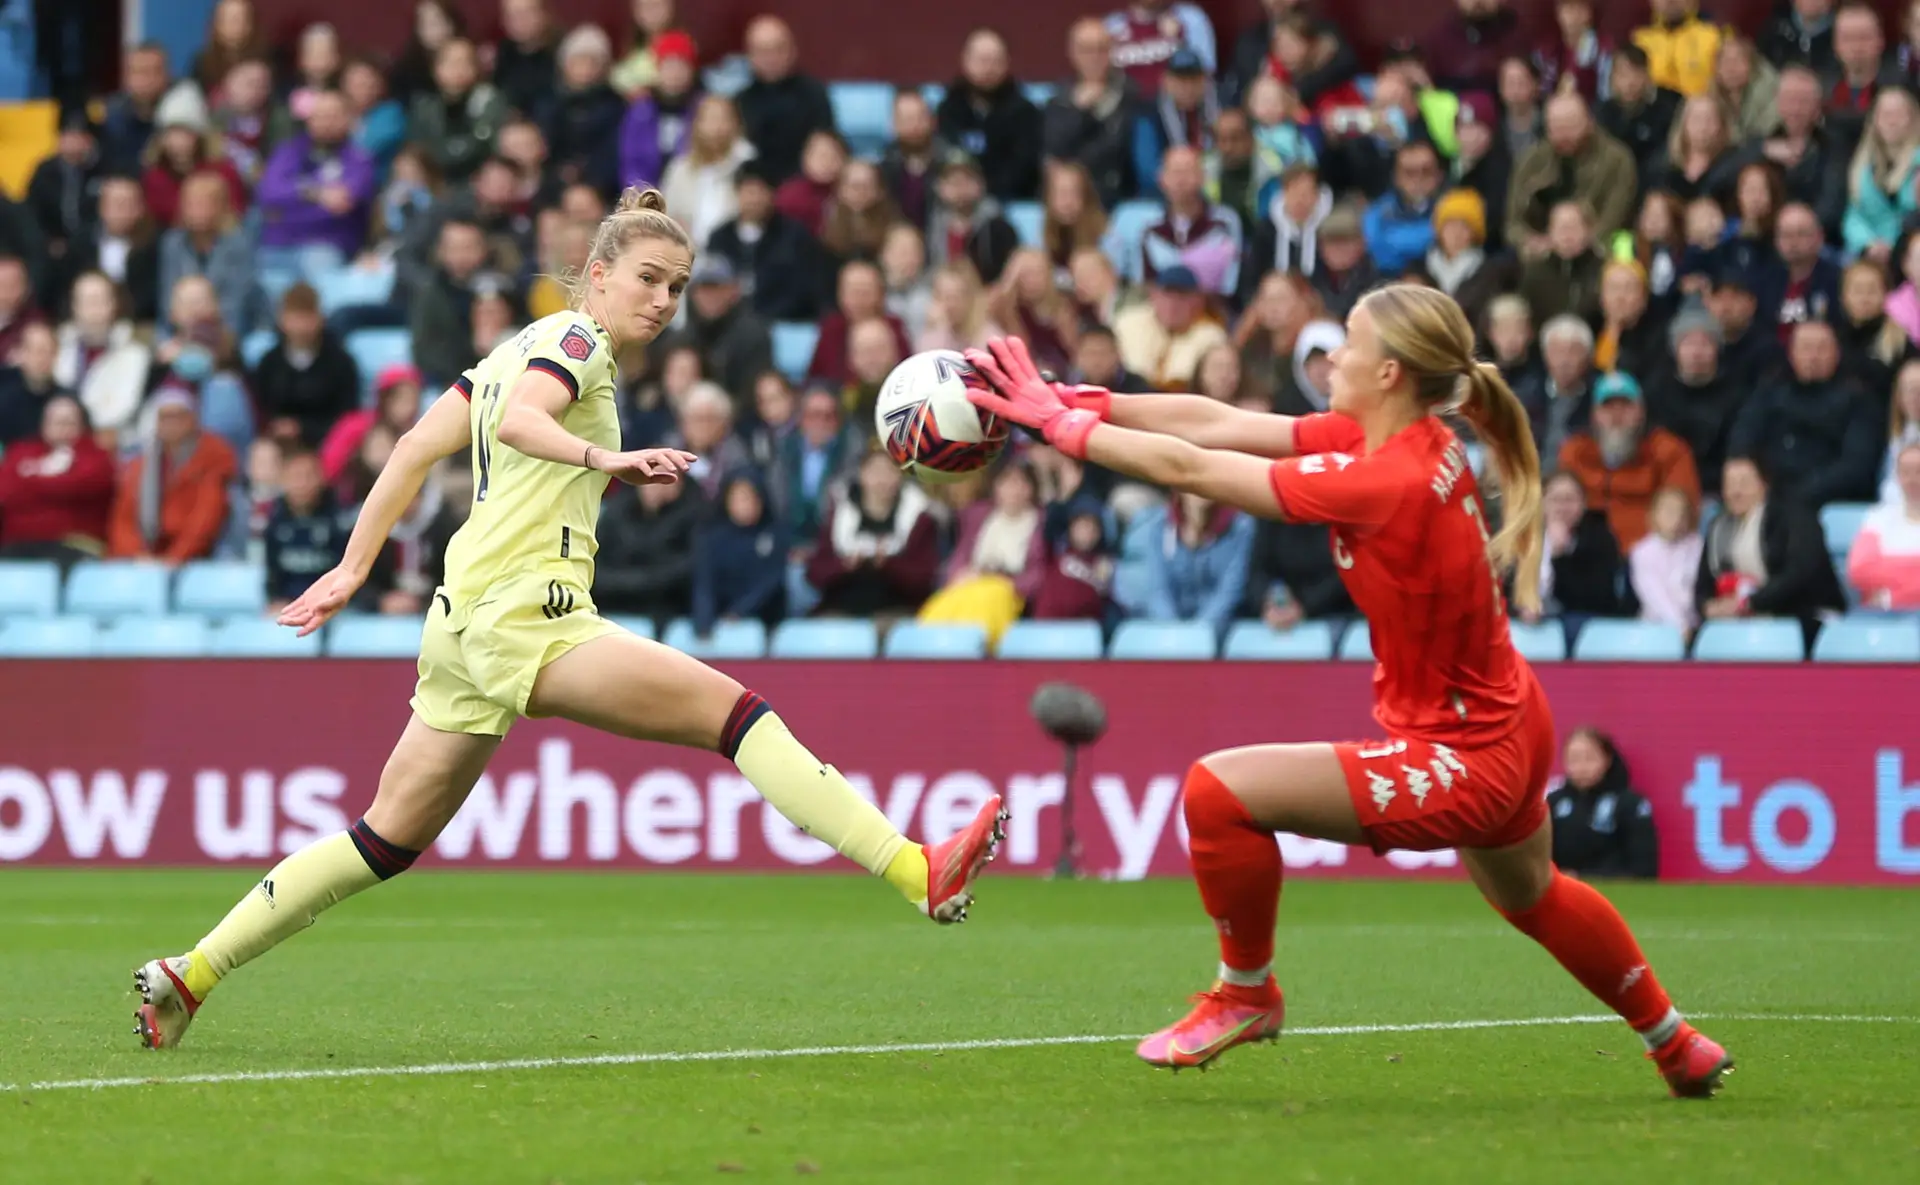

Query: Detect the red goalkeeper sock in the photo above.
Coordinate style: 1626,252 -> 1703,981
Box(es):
1500,871 -> 1676,1035
1183,762 -> 1281,985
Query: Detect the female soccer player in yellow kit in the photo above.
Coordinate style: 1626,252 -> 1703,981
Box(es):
133,188 -> 1008,1049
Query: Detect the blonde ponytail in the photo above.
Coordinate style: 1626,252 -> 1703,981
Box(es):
1459,362 -> 1544,615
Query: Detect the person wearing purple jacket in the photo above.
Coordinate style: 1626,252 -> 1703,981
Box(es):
255,90 -> 376,262
619,30 -> 700,188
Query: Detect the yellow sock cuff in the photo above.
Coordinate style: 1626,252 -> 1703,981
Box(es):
182,949 -> 221,1000
883,844 -> 930,903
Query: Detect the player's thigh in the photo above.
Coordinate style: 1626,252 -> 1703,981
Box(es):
362,714 -> 503,850
526,630 -> 744,750
1460,819 -> 1555,914
1200,742 -> 1368,846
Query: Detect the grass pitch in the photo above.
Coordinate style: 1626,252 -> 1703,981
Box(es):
2,871 -> 1916,1185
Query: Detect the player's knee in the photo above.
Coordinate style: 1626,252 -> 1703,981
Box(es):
347,817 -> 422,881
1182,761 -> 1251,830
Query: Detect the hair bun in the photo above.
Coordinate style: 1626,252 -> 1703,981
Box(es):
616,186 -> 668,216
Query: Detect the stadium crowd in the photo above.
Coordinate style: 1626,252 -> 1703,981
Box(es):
2,0 -> 1919,652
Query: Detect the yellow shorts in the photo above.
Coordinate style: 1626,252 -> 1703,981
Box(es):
410,571 -> 623,737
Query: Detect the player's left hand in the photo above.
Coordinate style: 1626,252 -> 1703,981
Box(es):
278,565 -> 366,637
964,339 -> 1101,458
593,447 -> 698,486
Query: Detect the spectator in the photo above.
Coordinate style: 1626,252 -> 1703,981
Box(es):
1240,78 -> 1319,202
1716,33 -> 1782,141
596,471 -> 710,622
1535,469 -> 1630,619
744,369 -> 798,473
662,256 -> 772,407
1731,320 -> 1882,507
1030,504 -> 1115,621
610,0 -> 684,98
1595,260 -> 1662,380
1843,86 -> 1920,262
1757,66 -> 1848,235
1520,200 -> 1606,328
1105,0 -> 1217,96
257,91 -> 376,265
540,24 -> 626,199
1363,141 -> 1445,276
342,57 -> 408,181
838,318 -> 903,429
1242,163 -> 1332,297
1548,729 -> 1660,880
1043,18 -> 1139,207
988,249 -> 1081,376
706,161 -> 826,322
1112,264 -> 1227,389
1598,45 -> 1684,182
1225,0 -> 1355,109
773,131 -> 847,240
925,150 -> 1019,285
211,58 -> 275,185
0,322 -> 67,447
0,394 -> 114,563
881,224 -> 934,342
321,364 -> 420,483
1633,0 -> 1723,98
1648,302 -> 1748,495
57,175 -> 159,324
1834,258 -> 1906,395
1885,233 -> 1920,350
53,271 -> 151,440
1241,509 -> 1353,629
1518,313 -> 1595,461
1697,454 -> 1846,639
151,275 -> 254,455
1497,55 -> 1546,163
263,447 -> 349,608
159,172 -> 263,340
660,96 -> 756,250
805,449 -> 940,618
410,218 -> 491,386
1903,0 -> 1920,86
1559,372 -> 1702,549
1509,93 -> 1638,256
1536,0 -> 1613,104
409,37 -> 509,184
469,285 -> 516,358
26,106 -> 105,273
1133,48 -> 1217,200
1756,202 -> 1841,345
100,42 -> 174,172
252,283 -> 360,448
1717,161 -> 1787,284
1188,340 -> 1248,405
821,160 -> 905,271
107,386 -> 237,564
526,212 -> 592,320
391,0 -> 467,105
692,470 -> 788,634
1631,192 -> 1688,320
1234,270 -> 1322,408
811,260 -> 912,387
1116,491 -> 1252,633
193,0 -> 271,99
398,157 -> 530,303
1649,94 -> 1744,205
1881,359 -> 1920,503
1487,294 -> 1541,389
663,381 -> 754,500
1826,3 -> 1901,137
1040,162 -> 1109,280
1286,319 -> 1344,416
622,344 -> 699,448
1450,93 -> 1514,254
936,28 -> 1043,203
1424,0 -> 1525,95
141,90 -> 247,229
1140,146 -> 1243,297
1761,0 -> 1839,73
917,461 -> 1048,644
1069,247 -> 1125,329
1304,202 -> 1380,317
776,388 -> 859,544
1849,440 -> 1920,608
734,16 -> 836,185
274,23 -> 345,146
1631,486 -> 1706,632
492,0 -> 560,118
617,30 -> 698,190
879,92 -> 944,232
1277,20 -> 1371,136
1709,264 -> 1786,387
1071,322 -> 1151,394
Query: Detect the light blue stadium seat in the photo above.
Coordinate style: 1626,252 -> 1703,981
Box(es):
95,615 -> 213,657
314,263 -> 396,315
1820,502 -> 1871,558
1004,200 -> 1044,247
919,83 -> 946,109
1108,620 -> 1217,660
1573,620 -> 1687,661
996,620 -> 1104,660
1022,81 -> 1057,107
327,615 -> 425,658
174,561 -> 267,616
1222,620 -> 1336,660
344,328 -> 414,396
0,561 -> 60,617
662,617 -> 767,659
828,81 -> 896,157
1691,618 -> 1805,662
1338,622 -> 1374,661
0,617 -> 97,656
603,615 -> 657,641
770,618 -> 880,658
1105,200 -> 1161,280
65,561 -> 170,617
1508,620 -> 1568,662
240,329 -> 278,369
207,617 -> 322,657
1812,615 -> 1920,662
772,321 -> 820,382
257,265 -> 301,308
883,623 -> 988,659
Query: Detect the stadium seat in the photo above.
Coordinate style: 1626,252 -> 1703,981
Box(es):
240,329 -> 278,368
95,615 -> 213,657
1104,201 -> 1162,279
0,616 -> 96,657
1337,622 -> 1374,661
1691,618 -> 1806,662
0,561 -> 60,617
1022,81 -> 1057,107
882,622 -> 989,659
64,561 -> 170,617
919,82 -> 946,109
662,617 -> 766,659
772,321 -> 820,382
1508,620 -> 1568,662
174,561 -> 267,616
313,262 -> 396,315
1222,619 -> 1336,660
1820,502 -> 1871,559
207,617 -> 322,657
996,620 -> 1103,660
1812,615 -> 1920,662
603,615 -> 657,640
344,328 -> 414,397
1108,620 -> 1217,660
827,81 -> 896,157
257,264 -> 301,308
1003,200 -> 1043,247
770,618 -> 880,658
1572,620 -> 1686,661
327,614 -> 425,658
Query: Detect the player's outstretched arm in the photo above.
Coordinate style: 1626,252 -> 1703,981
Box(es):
1093,391 -> 1302,459
497,370 -> 694,485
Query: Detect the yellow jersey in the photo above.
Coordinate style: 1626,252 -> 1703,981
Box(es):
440,310 -> 621,607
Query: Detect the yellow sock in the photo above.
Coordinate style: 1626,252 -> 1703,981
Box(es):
883,844 -> 930,903
731,710 -> 914,889
181,948 -> 221,1000
195,831 -> 382,980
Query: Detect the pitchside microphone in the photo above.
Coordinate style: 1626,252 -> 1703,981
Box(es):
1029,682 -> 1107,879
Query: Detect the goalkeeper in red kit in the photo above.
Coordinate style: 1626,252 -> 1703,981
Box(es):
963,284 -> 1732,1098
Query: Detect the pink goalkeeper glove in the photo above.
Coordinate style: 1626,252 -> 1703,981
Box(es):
963,338 -> 1103,460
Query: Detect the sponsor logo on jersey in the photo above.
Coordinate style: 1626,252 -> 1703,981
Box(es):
560,325 -> 597,362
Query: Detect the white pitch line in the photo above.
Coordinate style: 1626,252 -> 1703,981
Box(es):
4,1011 -> 1913,1095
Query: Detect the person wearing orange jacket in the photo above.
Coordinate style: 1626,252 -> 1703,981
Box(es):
1558,371 -> 1701,549
108,386 -> 238,564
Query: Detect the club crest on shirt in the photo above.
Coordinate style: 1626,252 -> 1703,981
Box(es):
560,325 -> 596,362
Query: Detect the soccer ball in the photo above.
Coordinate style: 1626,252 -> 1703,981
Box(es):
874,349 -> 1010,485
